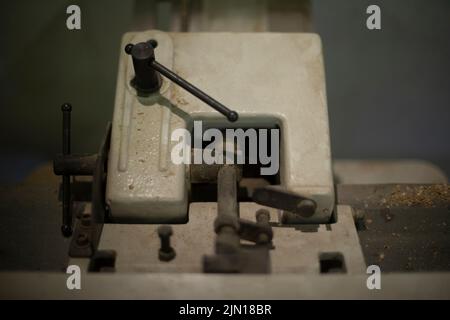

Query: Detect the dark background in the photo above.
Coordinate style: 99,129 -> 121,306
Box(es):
0,0 -> 449,184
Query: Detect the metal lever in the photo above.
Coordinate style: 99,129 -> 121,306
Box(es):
252,185 -> 317,218
125,41 -> 239,122
60,103 -> 73,237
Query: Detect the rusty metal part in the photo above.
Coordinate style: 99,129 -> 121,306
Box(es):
203,165 -> 271,273
53,154 -> 98,176
216,165 -> 240,230
68,123 -> 111,258
190,162 -> 243,184
215,165 -> 240,253
88,250 -> 117,272
255,209 -> 272,244
238,218 -> 273,245
252,185 -> 317,217
215,226 -> 240,255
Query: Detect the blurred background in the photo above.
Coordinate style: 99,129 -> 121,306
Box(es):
0,0 -> 449,184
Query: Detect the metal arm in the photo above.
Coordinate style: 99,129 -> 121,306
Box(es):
125,41 -> 239,122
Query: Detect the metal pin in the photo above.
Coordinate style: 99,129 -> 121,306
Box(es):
157,225 -> 176,261
61,103 -> 73,237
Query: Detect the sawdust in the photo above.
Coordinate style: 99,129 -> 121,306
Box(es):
381,184 -> 450,208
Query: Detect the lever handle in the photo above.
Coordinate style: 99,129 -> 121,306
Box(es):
252,185 -> 317,217
125,41 -> 239,122
60,103 -> 73,237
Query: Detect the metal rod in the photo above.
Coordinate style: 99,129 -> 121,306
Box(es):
215,165 -> 240,254
61,103 -> 72,237
150,60 -> 239,122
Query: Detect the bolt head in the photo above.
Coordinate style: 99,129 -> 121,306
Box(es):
129,41 -> 155,60
227,111 -> 239,122
157,225 -> 173,238
256,209 -> 270,223
159,248 -> 176,261
76,233 -> 89,246
296,199 -> 316,217
61,103 -> 72,112
124,43 -> 134,54
61,225 -> 72,237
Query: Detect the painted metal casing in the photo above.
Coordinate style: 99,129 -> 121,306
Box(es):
106,30 -> 334,223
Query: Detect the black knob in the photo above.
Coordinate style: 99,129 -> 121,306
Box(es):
125,42 -> 161,95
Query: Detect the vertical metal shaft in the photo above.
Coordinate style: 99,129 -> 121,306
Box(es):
215,165 -> 240,254
217,165 -> 239,220
61,103 -> 72,237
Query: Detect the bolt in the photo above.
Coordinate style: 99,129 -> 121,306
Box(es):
76,233 -> 89,247
256,209 -> 270,224
255,209 -> 271,245
297,199 -> 316,217
61,225 -> 72,237
157,225 -> 175,261
81,213 -> 91,226
124,43 -> 134,54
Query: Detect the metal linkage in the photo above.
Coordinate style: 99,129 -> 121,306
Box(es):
203,165 -> 272,273
252,185 -> 317,218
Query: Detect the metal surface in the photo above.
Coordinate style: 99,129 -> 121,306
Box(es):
2,272 -> 450,299
95,204 -> 365,274
106,31 -> 334,224
357,207 -> 450,272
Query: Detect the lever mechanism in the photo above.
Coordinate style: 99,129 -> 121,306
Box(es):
125,40 -> 239,122
252,185 -> 317,218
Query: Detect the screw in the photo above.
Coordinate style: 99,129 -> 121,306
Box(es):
255,209 -> 271,245
124,43 -> 134,54
297,199 -> 316,217
157,225 -> 176,262
61,225 -> 72,237
76,233 -> 89,247
81,213 -> 91,226
256,209 -> 270,224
